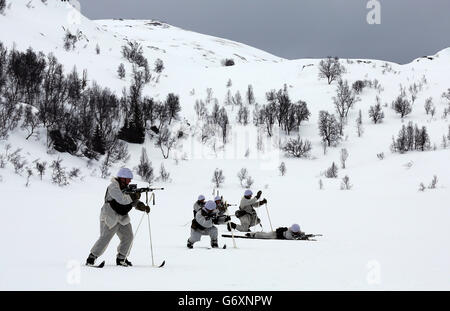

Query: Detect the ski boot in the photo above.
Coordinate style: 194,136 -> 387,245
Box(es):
85,253 -> 97,266
211,240 -> 219,248
227,222 -> 237,231
116,257 -> 133,267
187,240 -> 194,249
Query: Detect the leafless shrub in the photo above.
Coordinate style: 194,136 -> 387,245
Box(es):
377,152 -> 385,160
34,160 -> 47,180
25,167 -> 33,187
428,175 -> 438,189
243,176 -> 254,189
279,162 -> 287,176
212,168 -> 225,188
325,162 -> 338,178
157,163 -> 171,182
9,148 -> 27,175
340,175 -> 352,190
340,148 -> 349,169
50,158 -> 69,186
237,168 -> 248,188
69,168 -> 81,179
282,136 -> 312,158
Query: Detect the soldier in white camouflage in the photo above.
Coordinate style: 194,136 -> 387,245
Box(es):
187,200 -> 230,249
227,189 -> 266,232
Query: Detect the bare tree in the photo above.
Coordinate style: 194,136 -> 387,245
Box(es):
340,148 -> 349,169
243,176 -> 254,189
0,0 -> 6,15
369,100 -> 385,124
237,168 -> 249,188
117,63 -> 126,79
356,109 -> 364,137
318,111 -> 341,147
325,162 -> 338,178
25,167 -> 33,187
279,162 -> 287,176
246,84 -> 255,105
34,160 -> 47,180
282,136 -> 312,158
154,58 -> 164,73
428,175 -> 438,189
212,168 -> 225,188
333,79 -> 360,134
50,158 -> 69,186
136,147 -> 154,183
157,163 -> 171,182
340,175 -> 352,190
442,89 -> 450,103
392,95 -> 412,119
155,126 -> 177,159
236,105 -> 249,125
21,106 -> 41,140
318,57 -> 346,85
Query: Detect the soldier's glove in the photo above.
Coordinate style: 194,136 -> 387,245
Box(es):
136,201 -> 150,213
224,216 -> 231,222
260,198 -> 267,205
129,192 -> 141,201
212,217 -> 219,225
255,190 -> 262,199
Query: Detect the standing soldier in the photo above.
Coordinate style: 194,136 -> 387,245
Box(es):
193,194 -> 206,217
187,200 -> 230,249
227,189 -> 267,232
86,168 -> 150,267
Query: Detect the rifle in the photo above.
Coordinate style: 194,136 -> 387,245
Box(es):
124,184 -> 165,194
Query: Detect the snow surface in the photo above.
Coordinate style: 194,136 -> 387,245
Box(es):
0,0 -> 449,290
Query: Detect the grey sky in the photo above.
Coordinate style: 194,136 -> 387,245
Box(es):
78,0 -> 450,64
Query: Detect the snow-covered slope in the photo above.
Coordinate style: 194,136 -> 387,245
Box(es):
0,0 -> 449,290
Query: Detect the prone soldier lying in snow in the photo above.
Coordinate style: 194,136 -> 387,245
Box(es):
245,224 -> 305,240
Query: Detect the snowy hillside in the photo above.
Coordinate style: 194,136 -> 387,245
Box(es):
0,0 -> 449,290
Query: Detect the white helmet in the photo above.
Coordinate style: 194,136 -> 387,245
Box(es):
117,167 -> 133,179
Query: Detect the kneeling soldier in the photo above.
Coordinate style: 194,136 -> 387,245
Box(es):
187,200 -> 230,249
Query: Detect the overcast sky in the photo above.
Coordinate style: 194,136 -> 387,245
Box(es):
78,0 -> 450,64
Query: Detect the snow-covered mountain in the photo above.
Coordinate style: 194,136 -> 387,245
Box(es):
0,0 -> 449,290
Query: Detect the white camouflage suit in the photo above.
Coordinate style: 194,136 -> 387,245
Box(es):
90,178 -> 139,259
188,208 -> 227,246
249,227 -> 302,240
235,196 -> 264,232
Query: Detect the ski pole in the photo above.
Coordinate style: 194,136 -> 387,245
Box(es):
225,200 -> 237,248
147,191 -> 155,266
265,202 -> 273,232
147,211 -> 155,267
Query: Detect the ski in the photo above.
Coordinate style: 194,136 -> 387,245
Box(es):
221,234 -> 321,241
157,260 -> 166,268
86,260 -> 105,268
205,244 -> 227,250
